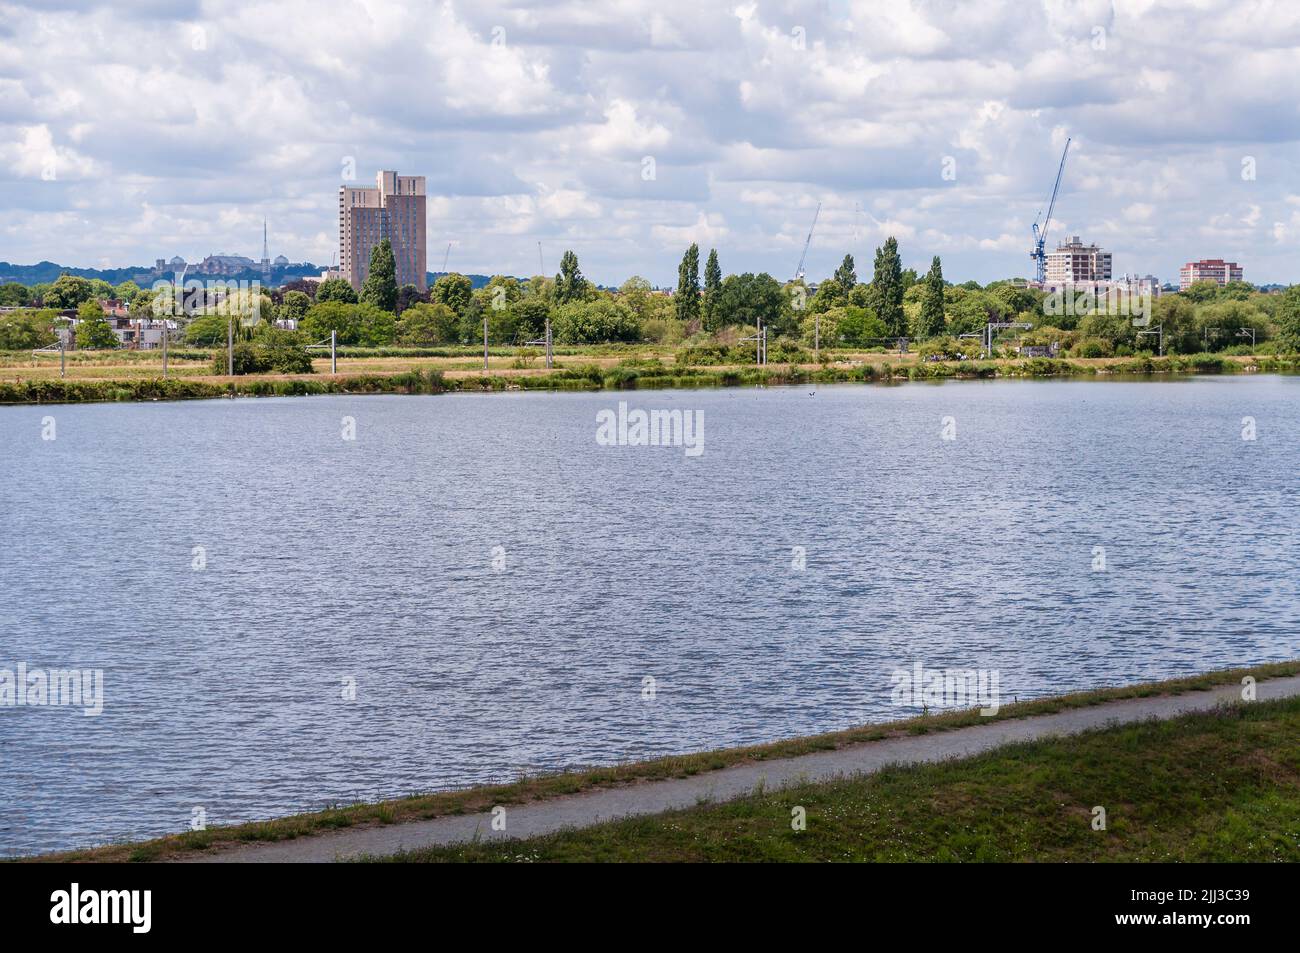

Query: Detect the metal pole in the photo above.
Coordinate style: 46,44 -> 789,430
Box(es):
545,318 -> 552,368
162,323 -> 168,378
814,313 -> 819,363
60,339 -> 65,379
227,313 -> 233,375
483,314 -> 489,371
331,329 -> 337,374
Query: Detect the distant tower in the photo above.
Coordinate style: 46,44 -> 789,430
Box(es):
339,171 -> 427,291
260,219 -> 271,278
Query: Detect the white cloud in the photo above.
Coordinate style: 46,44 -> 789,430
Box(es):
651,211 -> 729,247
535,188 -> 602,220
1,125 -> 98,181
0,0 -> 1298,284
586,99 -> 673,156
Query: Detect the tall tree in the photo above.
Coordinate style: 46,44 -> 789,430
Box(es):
871,237 -> 905,339
833,254 -> 857,291
702,249 -> 722,331
281,290 -> 312,322
316,277 -> 358,304
714,273 -> 788,334
360,238 -> 398,311
918,256 -> 946,339
0,282 -> 30,306
395,284 -> 426,315
555,250 -> 588,304
1279,286 -> 1300,352
675,243 -> 700,325
45,274 -> 94,309
432,273 -> 473,315
74,299 -> 118,349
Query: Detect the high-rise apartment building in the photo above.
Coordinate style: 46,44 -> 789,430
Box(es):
1044,236 -> 1112,284
338,171 -> 427,292
1179,259 -> 1243,291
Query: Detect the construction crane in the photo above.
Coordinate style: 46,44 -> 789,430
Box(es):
793,202 -> 821,282
442,242 -> 452,273
1030,137 -> 1071,285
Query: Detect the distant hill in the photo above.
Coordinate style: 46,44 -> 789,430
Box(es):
2,264 -> 519,291
0,261 -> 324,287
0,260 -> 157,286
2,263 -> 548,292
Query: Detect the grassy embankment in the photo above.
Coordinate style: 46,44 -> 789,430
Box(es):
21,660 -> 1298,863
2,347 -> 1299,404
378,692 -> 1300,863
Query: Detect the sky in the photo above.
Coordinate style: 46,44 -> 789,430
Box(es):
1,0 -> 1298,287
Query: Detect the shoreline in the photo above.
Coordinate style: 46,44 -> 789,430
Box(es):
14,659 -> 1298,863
2,352 -> 1298,406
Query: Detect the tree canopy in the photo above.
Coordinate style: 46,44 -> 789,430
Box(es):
675,244 -> 700,326
360,238 -> 398,311
555,250 -> 589,304
316,277 -> 358,304
870,237 -> 905,339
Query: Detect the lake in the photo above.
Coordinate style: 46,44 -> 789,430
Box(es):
2,376 -> 1298,856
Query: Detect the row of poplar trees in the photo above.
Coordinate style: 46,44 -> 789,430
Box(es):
673,238 -> 947,340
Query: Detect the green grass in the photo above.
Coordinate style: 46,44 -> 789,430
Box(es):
376,695 -> 1300,863
0,368 -> 450,403
3,348 -> 1295,404
20,661 -> 1296,863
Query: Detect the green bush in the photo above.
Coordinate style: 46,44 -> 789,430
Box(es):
213,342 -> 268,375
675,342 -> 809,366
210,336 -> 313,375
1071,338 -> 1112,359
551,299 -> 640,344
396,302 -> 459,346
0,309 -> 58,349
256,328 -> 314,373
300,301 -> 397,346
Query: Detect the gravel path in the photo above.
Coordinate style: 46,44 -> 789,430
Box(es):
184,674 -> 1300,863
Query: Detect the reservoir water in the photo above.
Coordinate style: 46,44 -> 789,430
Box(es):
2,376 -> 1298,856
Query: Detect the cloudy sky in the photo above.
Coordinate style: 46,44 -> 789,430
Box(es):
2,0 -> 1298,286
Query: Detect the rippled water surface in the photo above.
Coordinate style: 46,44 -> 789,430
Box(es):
2,376 -> 1299,855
